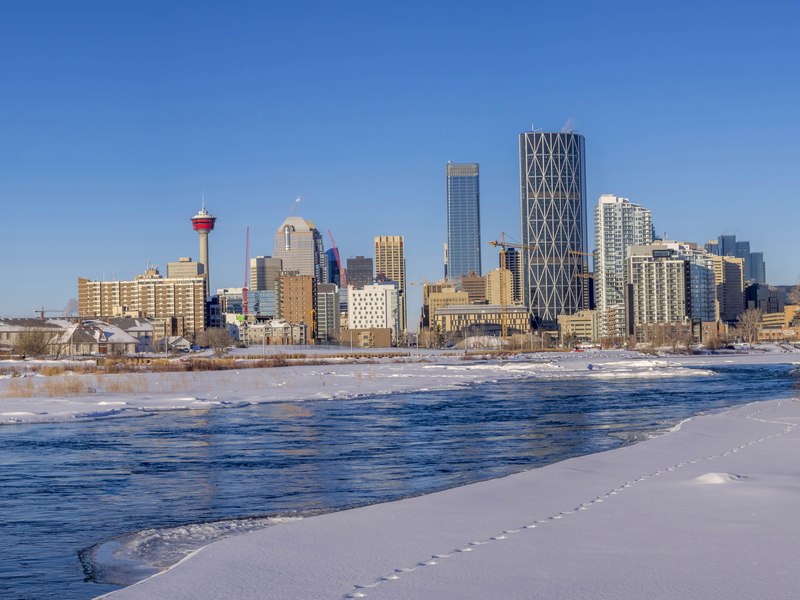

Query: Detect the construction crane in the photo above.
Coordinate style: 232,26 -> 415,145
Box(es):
34,307 -> 61,320
568,250 -> 594,279
243,227 -> 250,315
488,233 -> 540,338
327,229 -> 347,288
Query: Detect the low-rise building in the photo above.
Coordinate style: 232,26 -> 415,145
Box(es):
432,304 -> 529,337
558,310 -> 599,345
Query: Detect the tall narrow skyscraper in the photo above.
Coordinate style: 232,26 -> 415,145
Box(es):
374,235 -> 407,334
519,130 -> 588,328
446,162 -> 481,280
273,217 -> 325,282
595,194 -> 653,340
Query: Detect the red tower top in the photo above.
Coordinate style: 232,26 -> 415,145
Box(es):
191,206 -> 216,232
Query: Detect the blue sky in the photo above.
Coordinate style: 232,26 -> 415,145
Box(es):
1,1 -> 798,322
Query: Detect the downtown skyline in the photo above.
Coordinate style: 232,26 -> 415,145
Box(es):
1,2 -> 799,320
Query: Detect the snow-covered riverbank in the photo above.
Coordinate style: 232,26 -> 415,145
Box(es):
0,349 -> 738,425
102,392 -> 800,600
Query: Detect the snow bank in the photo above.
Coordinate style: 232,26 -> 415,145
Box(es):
102,396 -> 800,600
0,351 -> 733,425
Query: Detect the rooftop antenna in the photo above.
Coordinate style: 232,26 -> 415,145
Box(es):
201,190 -> 206,212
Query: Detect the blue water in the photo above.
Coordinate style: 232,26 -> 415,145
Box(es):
0,363 -> 797,599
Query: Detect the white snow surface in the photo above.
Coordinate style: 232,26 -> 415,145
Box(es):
3,347 -> 798,426
0,349 -> 748,425
100,393 -> 800,600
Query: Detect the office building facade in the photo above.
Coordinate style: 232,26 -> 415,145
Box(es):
519,130 -> 588,328
446,162 -> 481,281
273,217 -> 326,282
374,235 -> 407,333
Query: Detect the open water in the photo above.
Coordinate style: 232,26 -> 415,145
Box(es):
0,362 -> 797,599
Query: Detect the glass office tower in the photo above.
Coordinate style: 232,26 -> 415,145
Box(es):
446,162 -> 481,281
519,131 -> 588,328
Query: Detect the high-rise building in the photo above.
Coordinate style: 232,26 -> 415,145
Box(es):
502,247 -> 524,306
250,256 -> 282,292
446,162 -> 481,280
346,256 -> 373,289
325,249 -> 341,287
316,283 -> 340,344
485,268 -> 514,306
712,255 -> 745,323
519,130 -> 588,328
273,217 -> 325,282
594,194 -> 653,340
347,283 -> 400,342
278,273 -> 316,340
460,272 -> 487,304
374,236 -> 407,333
705,234 -> 767,285
625,242 -> 716,340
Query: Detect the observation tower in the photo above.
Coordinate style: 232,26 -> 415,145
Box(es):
191,202 -> 216,295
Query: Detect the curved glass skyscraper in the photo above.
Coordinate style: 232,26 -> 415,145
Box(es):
446,162 -> 481,281
519,131 -> 588,328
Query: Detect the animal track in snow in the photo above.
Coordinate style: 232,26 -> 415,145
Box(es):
342,399 -> 796,598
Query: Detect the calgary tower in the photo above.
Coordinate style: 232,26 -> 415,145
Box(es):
191,201 -> 216,297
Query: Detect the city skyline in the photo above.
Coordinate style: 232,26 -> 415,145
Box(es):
1,3 -> 798,319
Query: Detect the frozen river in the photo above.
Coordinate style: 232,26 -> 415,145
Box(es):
0,362 -> 796,599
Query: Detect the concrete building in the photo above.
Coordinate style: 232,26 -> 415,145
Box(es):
446,162 -> 482,280
502,247 -> 524,306
217,287 -> 245,314
78,267 -> 207,339
346,256 -> 373,289
625,242 -> 716,341
348,283 -> 400,343
374,236 -> 406,333
557,309 -> 599,345
250,256 -> 282,292
433,304 -> 530,337
713,256 -> 745,323
519,130 -> 588,328
460,272 -> 487,304
594,194 -> 653,341
316,283 -> 340,345
705,234 -> 767,284
278,273 -> 316,341
485,268 -> 514,306
273,217 -> 326,282
167,257 -> 204,280
340,328 -> 393,349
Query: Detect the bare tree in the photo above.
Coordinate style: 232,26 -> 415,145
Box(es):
789,283 -> 800,306
736,308 -> 763,345
197,328 -> 234,357
13,329 -> 55,358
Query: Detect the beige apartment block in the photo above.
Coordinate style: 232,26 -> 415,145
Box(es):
374,235 -> 407,332
485,268 -> 515,306
78,268 -> 207,338
167,257 -> 204,279
558,309 -> 599,345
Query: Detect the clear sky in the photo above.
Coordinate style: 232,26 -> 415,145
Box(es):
1,1 -> 798,323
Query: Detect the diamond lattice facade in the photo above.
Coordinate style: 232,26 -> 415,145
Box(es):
519,131 -> 588,328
